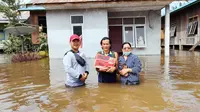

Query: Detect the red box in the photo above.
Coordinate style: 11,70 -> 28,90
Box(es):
95,54 -> 115,69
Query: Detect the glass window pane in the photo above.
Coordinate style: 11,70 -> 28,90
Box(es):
135,17 -> 145,24
71,16 -> 83,24
123,18 -> 133,24
73,26 -> 82,36
108,18 -> 122,25
124,26 -> 134,45
0,32 -> 5,41
136,26 -> 145,47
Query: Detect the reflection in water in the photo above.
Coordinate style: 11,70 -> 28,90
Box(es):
0,50 -> 200,112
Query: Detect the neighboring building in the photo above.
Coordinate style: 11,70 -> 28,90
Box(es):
162,0 -> 200,50
0,12 -> 30,50
0,13 -> 9,49
20,0 -> 173,58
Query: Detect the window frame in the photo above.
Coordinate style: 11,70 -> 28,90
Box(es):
123,25 -> 135,47
0,31 -> 5,41
187,16 -> 198,36
70,15 -> 84,36
135,24 -> 147,48
170,26 -> 177,37
109,16 -> 147,48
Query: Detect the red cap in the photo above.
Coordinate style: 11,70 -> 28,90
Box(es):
70,34 -> 81,42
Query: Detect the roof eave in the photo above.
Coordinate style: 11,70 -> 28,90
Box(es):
23,1 -> 173,11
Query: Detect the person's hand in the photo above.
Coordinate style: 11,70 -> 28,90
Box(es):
124,73 -> 129,77
106,67 -> 116,73
99,67 -> 109,72
120,68 -> 131,76
83,72 -> 88,79
80,74 -> 87,82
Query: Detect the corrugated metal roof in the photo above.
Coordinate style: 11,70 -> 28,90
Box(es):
0,12 -> 30,22
19,6 -> 45,11
171,0 -> 200,14
28,0 -> 168,4
161,0 -> 200,17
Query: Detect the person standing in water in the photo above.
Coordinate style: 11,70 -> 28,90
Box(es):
95,37 -> 118,83
63,34 -> 89,87
118,42 -> 142,85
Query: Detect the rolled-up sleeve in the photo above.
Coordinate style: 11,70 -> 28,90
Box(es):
118,57 -> 124,70
63,53 -> 80,79
131,56 -> 142,74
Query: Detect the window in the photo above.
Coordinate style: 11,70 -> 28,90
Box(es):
38,16 -> 47,33
135,17 -> 145,24
135,25 -> 146,47
108,18 -> 122,25
170,26 -> 176,37
71,16 -> 83,24
109,17 -> 146,48
73,26 -> 82,36
123,26 -> 134,46
71,16 -> 83,36
123,18 -> 134,24
0,30 -> 5,41
187,16 -> 198,36
122,17 -> 146,48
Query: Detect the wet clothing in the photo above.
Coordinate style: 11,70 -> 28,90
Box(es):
97,51 -> 117,83
63,51 -> 89,87
118,53 -> 142,85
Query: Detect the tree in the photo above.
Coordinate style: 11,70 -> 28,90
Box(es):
0,0 -> 21,26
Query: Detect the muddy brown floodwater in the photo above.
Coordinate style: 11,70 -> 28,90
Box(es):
0,50 -> 200,112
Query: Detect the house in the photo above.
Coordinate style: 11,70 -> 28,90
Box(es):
162,0 -> 200,50
0,13 -> 9,49
0,12 -> 30,50
19,0 -> 174,58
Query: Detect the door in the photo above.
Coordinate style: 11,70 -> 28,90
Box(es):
109,26 -> 123,53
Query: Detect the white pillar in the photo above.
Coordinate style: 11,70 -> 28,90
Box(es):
165,5 -> 170,56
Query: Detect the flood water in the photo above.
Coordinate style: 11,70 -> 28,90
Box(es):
0,50 -> 200,112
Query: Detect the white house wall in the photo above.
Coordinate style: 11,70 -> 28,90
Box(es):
46,9 -> 108,58
47,9 -> 161,58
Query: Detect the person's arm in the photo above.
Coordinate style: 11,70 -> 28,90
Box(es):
128,56 -> 142,74
106,52 -> 118,73
114,52 -> 118,70
82,53 -> 89,76
63,53 -> 82,79
118,57 -> 124,75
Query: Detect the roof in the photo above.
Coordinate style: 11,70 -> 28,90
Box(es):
171,0 -> 200,14
27,0 -> 171,4
19,6 -> 45,11
0,12 -> 30,23
161,0 -> 200,17
20,0 -> 173,11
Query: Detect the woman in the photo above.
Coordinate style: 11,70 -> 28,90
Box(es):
118,42 -> 142,85
95,37 -> 118,83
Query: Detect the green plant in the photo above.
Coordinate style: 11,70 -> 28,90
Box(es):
0,0 -> 21,27
2,35 -> 21,54
22,34 -> 40,52
38,32 -> 48,52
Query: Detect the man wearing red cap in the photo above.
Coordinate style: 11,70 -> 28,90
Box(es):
63,34 -> 89,87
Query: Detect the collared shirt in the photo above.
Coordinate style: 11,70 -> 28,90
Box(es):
118,53 -> 142,85
63,51 -> 89,87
